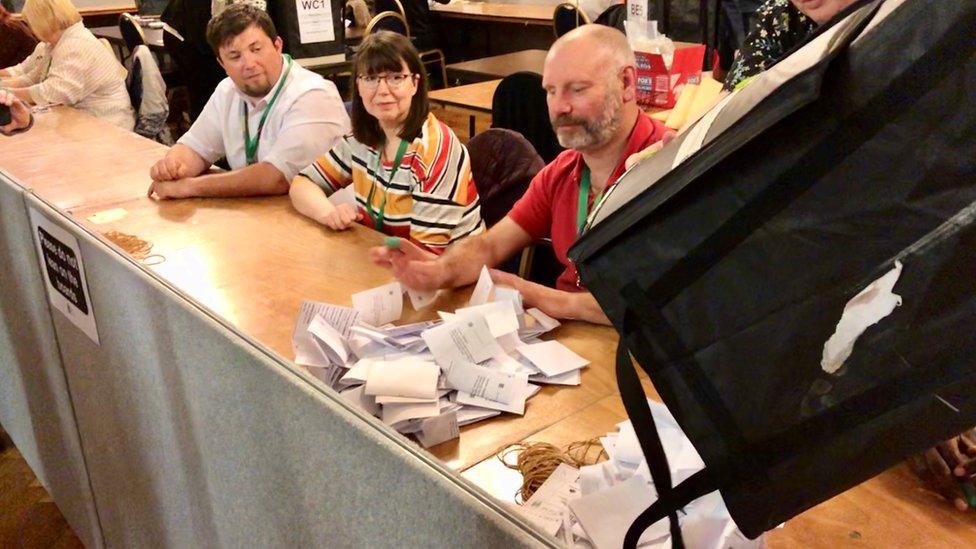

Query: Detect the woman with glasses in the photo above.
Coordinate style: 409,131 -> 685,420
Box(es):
291,31 -> 484,254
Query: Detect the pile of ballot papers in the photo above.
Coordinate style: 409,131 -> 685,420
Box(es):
512,400 -> 765,549
292,267 -> 591,448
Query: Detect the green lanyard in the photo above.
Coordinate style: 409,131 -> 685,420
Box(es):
366,139 -> 410,231
242,55 -> 293,165
576,166 -> 604,236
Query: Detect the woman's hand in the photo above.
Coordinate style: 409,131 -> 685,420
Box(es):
322,203 -> 362,231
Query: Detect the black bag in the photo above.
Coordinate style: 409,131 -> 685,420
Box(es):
268,0 -> 345,59
569,0 -> 976,546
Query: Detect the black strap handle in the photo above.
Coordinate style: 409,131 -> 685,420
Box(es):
616,337 -> 685,548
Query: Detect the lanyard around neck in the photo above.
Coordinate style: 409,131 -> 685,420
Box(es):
242,54 -> 293,166
366,139 -> 410,231
576,166 -> 604,236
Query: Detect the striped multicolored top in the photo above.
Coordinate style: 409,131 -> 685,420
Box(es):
299,112 -> 484,253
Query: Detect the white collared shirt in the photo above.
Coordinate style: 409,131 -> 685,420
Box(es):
178,55 -> 350,181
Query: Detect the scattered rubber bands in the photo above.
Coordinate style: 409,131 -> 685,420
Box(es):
100,230 -> 153,260
497,439 -> 608,503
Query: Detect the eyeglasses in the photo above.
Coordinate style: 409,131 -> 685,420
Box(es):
357,73 -> 416,90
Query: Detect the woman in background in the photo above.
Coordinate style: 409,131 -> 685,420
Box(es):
0,4 -> 37,68
0,0 -> 134,130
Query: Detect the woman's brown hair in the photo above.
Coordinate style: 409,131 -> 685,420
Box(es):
350,31 -> 429,148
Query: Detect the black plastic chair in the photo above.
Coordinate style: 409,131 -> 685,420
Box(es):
366,0 -> 448,89
594,3 -> 626,32
491,72 -> 563,164
553,2 -> 590,38
119,13 -> 146,58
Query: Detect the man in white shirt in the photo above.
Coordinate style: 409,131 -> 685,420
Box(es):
148,4 -> 350,199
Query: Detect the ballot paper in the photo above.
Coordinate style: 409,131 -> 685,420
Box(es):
516,340 -> 589,377
292,301 -> 360,366
526,307 -> 561,332
350,324 -> 410,350
468,265 -> 495,306
569,475 -> 670,549
422,316 -> 503,366
579,461 -> 621,497
456,406 -> 501,426
455,382 -> 539,415
405,286 -> 439,310
454,300 -> 520,338
308,315 -> 350,366
364,359 -> 439,400
339,385 -> 380,416
417,411 -> 460,447
518,463 -> 581,536
338,358 -> 374,387
529,369 -> 582,386
821,260 -> 903,374
381,399 -> 441,424
352,281 -> 403,326
493,285 -> 524,314
445,360 -> 528,405
383,320 -> 440,338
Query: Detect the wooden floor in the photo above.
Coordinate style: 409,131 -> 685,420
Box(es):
0,438 -> 83,549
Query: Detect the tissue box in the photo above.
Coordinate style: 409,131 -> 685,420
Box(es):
634,42 -> 706,109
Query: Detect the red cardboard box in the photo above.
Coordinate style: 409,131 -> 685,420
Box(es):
635,42 -> 706,109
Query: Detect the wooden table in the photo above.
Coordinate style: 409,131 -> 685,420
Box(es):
446,49 -> 547,84
432,2 -> 556,60
432,1 -> 553,26
429,79 -> 499,138
2,106 -> 974,547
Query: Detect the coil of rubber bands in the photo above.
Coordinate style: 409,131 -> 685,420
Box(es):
497,438 -> 608,503
101,230 -> 152,260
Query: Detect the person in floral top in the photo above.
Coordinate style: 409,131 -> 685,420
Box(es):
722,0 -> 816,90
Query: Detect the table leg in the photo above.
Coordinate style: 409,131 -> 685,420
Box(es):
469,114 -> 476,139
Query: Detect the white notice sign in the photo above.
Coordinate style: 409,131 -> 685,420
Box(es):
296,0 -> 336,44
29,209 -> 99,345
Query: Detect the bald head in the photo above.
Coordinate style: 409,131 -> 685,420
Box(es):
547,25 -> 635,80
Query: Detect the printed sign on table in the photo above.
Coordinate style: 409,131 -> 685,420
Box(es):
30,209 -> 99,345
295,0 -> 335,44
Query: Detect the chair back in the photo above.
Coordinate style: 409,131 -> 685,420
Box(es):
466,129 -> 544,227
119,13 -> 147,55
553,2 -> 590,37
126,45 -> 173,144
594,3 -> 626,31
364,10 -> 409,37
491,72 -> 563,163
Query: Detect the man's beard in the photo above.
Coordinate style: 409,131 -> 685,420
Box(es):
242,80 -> 273,98
551,89 -> 623,152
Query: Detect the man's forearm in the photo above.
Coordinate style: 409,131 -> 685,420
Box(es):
185,162 -> 289,198
565,291 -> 611,325
440,233 -> 501,288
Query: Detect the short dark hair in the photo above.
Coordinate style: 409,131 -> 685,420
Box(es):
206,4 -> 277,54
350,31 -> 430,148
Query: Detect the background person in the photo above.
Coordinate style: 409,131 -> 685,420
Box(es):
0,4 -> 37,68
290,31 -> 483,254
0,0 -> 134,130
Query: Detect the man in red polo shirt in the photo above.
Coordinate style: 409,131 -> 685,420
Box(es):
369,25 -> 671,325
